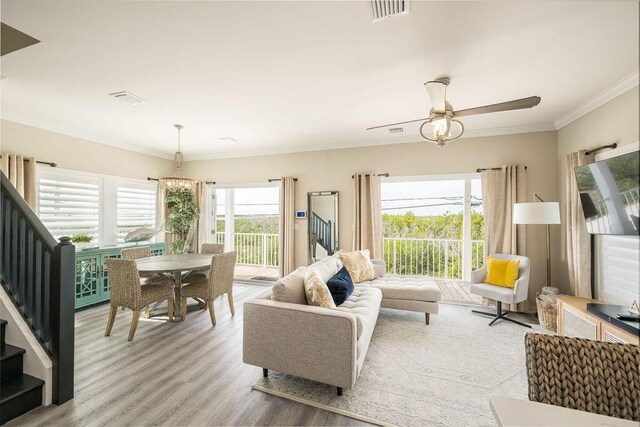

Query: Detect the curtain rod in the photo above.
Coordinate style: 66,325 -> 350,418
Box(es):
585,143 -> 617,156
146,177 -> 216,185
0,155 -> 57,168
267,178 -> 298,182
476,166 -> 528,173
351,173 -> 390,178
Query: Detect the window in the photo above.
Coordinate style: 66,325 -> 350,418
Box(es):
38,172 -> 101,243
381,175 -> 485,285
38,167 -> 158,246
116,181 -> 157,243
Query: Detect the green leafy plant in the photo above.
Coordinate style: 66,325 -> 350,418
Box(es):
166,188 -> 200,254
71,233 -> 93,243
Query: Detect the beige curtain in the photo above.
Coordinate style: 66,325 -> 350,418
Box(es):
481,165 -> 528,311
566,151 -> 595,298
279,177 -> 296,277
0,153 -> 37,209
352,173 -> 383,260
192,181 -> 209,253
156,182 -> 173,250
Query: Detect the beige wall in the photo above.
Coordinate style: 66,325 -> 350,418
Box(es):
187,131 -> 559,306
557,87 -> 640,294
0,119 -> 174,179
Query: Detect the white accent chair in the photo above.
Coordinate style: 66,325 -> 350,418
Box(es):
470,253 -> 531,328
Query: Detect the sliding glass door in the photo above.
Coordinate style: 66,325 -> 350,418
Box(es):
381,175 -> 485,302
209,185 -> 280,282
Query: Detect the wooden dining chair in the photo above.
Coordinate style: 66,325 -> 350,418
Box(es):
180,251 -> 237,326
201,243 -> 224,255
105,258 -> 175,341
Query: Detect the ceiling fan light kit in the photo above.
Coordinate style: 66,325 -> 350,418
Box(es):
368,77 -> 541,147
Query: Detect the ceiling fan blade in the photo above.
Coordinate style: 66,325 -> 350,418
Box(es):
366,117 -> 429,131
425,80 -> 447,113
453,96 -> 541,118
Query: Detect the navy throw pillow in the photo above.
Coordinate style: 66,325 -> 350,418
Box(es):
327,267 -> 354,306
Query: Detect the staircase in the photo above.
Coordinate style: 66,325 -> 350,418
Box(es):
0,171 -> 75,408
0,319 -> 44,424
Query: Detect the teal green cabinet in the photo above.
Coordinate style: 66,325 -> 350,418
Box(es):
75,243 -> 168,309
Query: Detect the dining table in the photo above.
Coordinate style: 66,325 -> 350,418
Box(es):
136,253 -> 214,321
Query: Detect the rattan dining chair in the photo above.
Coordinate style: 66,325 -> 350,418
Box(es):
105,258 -> 175,341
525,332 -> 640,421
120,246 -> 161,279
201,243 -> 224,255
180,251 -> 237,326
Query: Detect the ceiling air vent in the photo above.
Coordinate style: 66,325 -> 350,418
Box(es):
389,127 -> 404,134
371,0 -> 410,22
109,91 -> 146,105
218,137 -> 238,143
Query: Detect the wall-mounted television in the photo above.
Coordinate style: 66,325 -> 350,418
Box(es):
574,150 -> 639,235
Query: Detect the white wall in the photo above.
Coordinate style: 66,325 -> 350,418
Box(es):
557,87 -> 639,296
0,119 -> 174,180
187,131 -> 560,308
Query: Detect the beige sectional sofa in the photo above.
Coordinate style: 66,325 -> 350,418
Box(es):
243,255 -> 441,395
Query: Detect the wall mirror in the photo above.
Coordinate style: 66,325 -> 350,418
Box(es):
308,191 -> 339,264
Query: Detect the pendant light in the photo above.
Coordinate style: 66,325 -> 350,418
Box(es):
159,124 -> 197,191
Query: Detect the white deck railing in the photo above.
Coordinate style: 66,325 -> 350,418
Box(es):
383,237 -> 485,280
214,231 -> 484,279
214,232 -> 279,267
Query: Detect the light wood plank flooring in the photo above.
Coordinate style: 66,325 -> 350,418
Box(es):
8,283 -> 368,426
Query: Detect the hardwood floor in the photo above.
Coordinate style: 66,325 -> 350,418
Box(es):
8,283 -> 368,426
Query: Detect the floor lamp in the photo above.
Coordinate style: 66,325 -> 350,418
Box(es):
513,194 -> 561,287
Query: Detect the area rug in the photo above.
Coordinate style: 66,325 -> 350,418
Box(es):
252,304 -> 548,426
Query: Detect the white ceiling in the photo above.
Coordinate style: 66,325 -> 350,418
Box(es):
1,1 -> 638,160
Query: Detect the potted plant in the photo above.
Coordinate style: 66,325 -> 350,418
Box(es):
71,233 -> 93,250
165,188 -> 200,254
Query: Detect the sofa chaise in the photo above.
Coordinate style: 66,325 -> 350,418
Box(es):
243,255 -> 441,395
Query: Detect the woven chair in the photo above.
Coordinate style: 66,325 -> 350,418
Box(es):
525,332 -> 640,421
105,258 -> 175,341
201,243 -> 224,255
120,246 -> 160,280
181,251 -> 237,326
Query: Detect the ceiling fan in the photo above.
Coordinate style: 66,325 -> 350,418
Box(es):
367,78 -> 541,147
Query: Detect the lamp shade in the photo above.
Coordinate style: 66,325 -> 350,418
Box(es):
513,202 -> 560,225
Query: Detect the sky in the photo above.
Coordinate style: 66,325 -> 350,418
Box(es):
382,179 -> 483,216
210,179 -> 483,218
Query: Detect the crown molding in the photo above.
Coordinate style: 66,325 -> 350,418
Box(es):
554,69 -> 639,130
0,113 -> 174,160
182,122 -> 556,161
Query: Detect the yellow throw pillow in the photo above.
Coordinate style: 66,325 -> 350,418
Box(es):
304,267 -> 336,308
485,257 -> 520,288
338,249 -> 376,283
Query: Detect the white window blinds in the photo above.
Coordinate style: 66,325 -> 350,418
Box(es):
116,182 -> 157,242
598,235 -> 640,305
38,172 -> 101,243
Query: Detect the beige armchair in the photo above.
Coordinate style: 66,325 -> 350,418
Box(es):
470,253 -> 531,328
104,258 -> 174,341
181,251 -> 237,326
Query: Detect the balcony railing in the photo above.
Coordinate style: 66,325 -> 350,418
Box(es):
214,232 -> 278,267
212,232 -> 484,279
383,237 -> 485,280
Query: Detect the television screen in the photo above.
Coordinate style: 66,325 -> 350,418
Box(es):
574,150 -> 639,235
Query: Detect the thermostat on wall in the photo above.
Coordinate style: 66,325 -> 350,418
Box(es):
296,211 -> 307,219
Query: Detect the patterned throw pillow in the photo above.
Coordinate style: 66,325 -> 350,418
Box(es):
304,267 -> 336,308
338,249 -> 376,283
